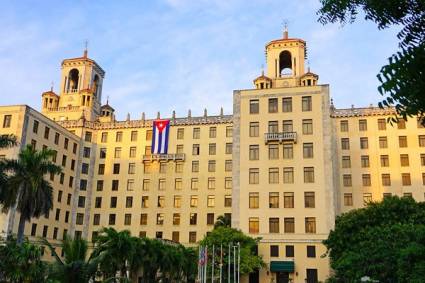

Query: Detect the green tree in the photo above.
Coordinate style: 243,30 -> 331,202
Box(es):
200,227 -> 264,282
318,0 -> 425,122
324,196 -> 425,282
43,236 -> 98,283
0,134 -> 17,205
0,145 -> 62,244
214,214 -> 231,229
0,237 -> 47,283
0,134 -> 17,149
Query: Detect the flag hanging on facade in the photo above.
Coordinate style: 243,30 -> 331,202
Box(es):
151,119 -> 170,154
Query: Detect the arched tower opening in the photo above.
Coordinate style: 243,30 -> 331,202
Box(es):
279,50 -> 292,76
93,74 -> 100,97
68,69 -> 79,92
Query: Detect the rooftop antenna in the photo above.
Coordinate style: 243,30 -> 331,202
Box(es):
282,19 -> 289,39
83,40 -> 88,58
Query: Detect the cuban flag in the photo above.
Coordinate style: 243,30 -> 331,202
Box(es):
151,119 -> 170,154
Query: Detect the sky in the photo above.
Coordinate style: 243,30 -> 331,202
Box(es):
0,0 -> 401,120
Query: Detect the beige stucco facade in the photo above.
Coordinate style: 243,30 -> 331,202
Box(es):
1,30 -> 424,283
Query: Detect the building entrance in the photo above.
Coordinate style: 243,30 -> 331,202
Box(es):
276,271 -> 289,283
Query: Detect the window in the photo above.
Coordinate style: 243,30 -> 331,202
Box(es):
191,178 -> 199,190
189,232 -> 197,243
249,122 -> 259,137
284,192 -> 294,208
270,245 -> 279,257
399,136 -> 408,147
307,246 -> 316,258
141,196 -> 149,208
302,96 -> 312,111
397,119 -> 406,129
249,168 -> 259,184
94,197 -> 102,208
177,128 -> 184,139
225,143 -> 232,154
173,213 -> 180,225
192,161 -> 199,172
402,173 -> 411,186
193,128 -> 200,139
304,167 -> 314,183
268,121 -> 278,133
97,164 -> 105,175
129,147 -> 136,158
363,193 -> 372,205
362,174 -> 371,186
269,218 -> 280,233
343,174 -> 352,187
62,155 -> 67,167
190,195 -> 198,207
302,119 -> 313,135
208,160 -> 216,172
361,155 -> 370,168
344,193 -> 353,206
93,214 -> 100,226
209,143 -> 216,155
305,217 -> 316,233
382,174 -> 391,186
130,130 -> 138,141
110,197 -> 117,208
81,163 -> 89,174
145,146 -> 152,155
157,196 -> 165,208
192,144 -> 200,155
341,138 -> 350,150
79,179 -> 87,191
400,154 -> 409,166
97,180 -> 104,191
249,192 -> 259,208
249,218 -> 259,234
176,144 -> 184,154
158,179 -> 166,191
174,196 -> 181,208
269,192 -> 279,208
304,192 -> 315,208
342,156 -> 351,168
157,214 -> 164,225
285,245 -> 294,257
340,120 -> 348,132
220,125 -> 228,137
380,155 -> 389,167
115,131 -> 123,142
146,130 -> 153,140
359,119 -> 367,131
224,195 -> 232,207
99,148 -> 107,159
283,143 -> 293,159
156,232 -> 163,239
283,167 -> 294,183
125,196 -> 133,208
190,213 -> 197,225
112,180 -> 119,191
101,132 -> 108,143
268,98 -> 278,113
76,213 -> 84,225
124,214 -> 132,225
142,179 -> 150,191
379,136 -> 388,148
33,120 -> 39,133
419,135 -> 425,147
306,269 -> 318,283
269,168 -> 279,184
140,214 -> 148,225
44,127 -> 50,139
225,177 -> 232,189
225,160 -> 232,171
174,178 -> 182,190
175,162 -> 183,173
282,97 -> 292,112
378,118 -> 386,130
282,120 -> 293,132
114,147 -> 121,158
421,154 -> 425,166
249,145 -> 259,160
78,196 -> 85,208
113,163 -> 120,174
360,137 -> 369,149
84,131 -> 92,142
250,99 -> 259,114
423,173 -> 425,185
83,147 -> 91,158
284,218 -> 295,233
303,143 -> 314,158
207,195 -> 215,207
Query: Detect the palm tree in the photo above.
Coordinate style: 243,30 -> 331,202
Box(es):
43,235 -> 98,283
0,134 -> 17,212
92,227 -> 136,280
0,134 -> 17,149
0,145 -> 62,244
214,215 -> 231,229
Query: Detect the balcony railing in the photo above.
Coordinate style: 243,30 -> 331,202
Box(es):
264,132 -> 297,143
143,153 -> 185,162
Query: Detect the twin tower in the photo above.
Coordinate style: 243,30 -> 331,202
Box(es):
41,29 -> 318,121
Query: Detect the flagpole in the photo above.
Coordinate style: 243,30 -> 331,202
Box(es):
219,244 -> 223,283
237,242 -> 240,283
228,244 -> 231,283
233,245 -> 236,282
212,245 -> 215,283
198,246 -> 201,283
204,246 -> 208,283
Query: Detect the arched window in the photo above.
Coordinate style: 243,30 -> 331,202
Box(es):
68,69 -> 79,92
279,51 -> 292,76
93,74 -> 100,97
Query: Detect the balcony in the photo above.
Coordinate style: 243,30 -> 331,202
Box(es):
142,153 -> 185,162
264,132 -> 297,144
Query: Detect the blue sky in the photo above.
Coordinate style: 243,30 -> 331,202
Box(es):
0,0 -> 400,119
